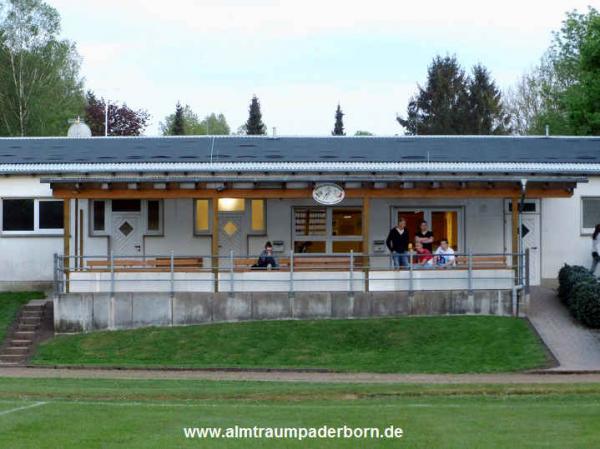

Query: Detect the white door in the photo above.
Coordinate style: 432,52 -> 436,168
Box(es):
111,213 -> 143,256
218,213 -> 244,262
504,200 -> 541,286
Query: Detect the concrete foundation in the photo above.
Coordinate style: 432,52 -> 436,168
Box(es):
54,289 -> 523,333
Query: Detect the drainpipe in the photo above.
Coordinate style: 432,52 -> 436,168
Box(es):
517,179 -> 528,316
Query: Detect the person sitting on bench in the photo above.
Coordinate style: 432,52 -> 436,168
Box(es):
434,239 -> 456,268
253,241 -> 279,269
414,241 -> 433,268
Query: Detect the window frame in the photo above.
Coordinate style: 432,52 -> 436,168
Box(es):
580,196 -> 600,236
193,199 -> 212,235
0,198 -> 64,236
248,199 -> 267,236
142,200 -> 164,236
391,206 -> 464,252
90,199 -> 164,237
292,206 -> 363,254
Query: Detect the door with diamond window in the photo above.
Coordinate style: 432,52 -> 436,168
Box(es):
218,213 -> 244,263
111,213 -> 143,256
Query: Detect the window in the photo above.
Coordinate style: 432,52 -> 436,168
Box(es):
112,200 -> 141,212
92,201 -> 107,234
218,198 -> 245,212
332,209 -> 362,236
144,200 -> 163,235
582,197 -> 600,234
431,211 -> 458,250
39,201 -> 64,230
293,207 -> 363,253
251,200 -> 265,232
3,199 -> 34,231
1,198 -> 63,234
195,199 -> 210,233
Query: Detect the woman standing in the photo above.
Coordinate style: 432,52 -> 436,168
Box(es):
591,224 -> 600,275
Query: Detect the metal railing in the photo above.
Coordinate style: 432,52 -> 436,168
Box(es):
54,250 -> 529,299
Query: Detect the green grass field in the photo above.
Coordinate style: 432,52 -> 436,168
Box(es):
0,292 -> 45,342
31,316 -> 549,373
0,378 -> 599,448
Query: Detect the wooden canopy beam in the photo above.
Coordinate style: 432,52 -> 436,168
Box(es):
52,186 -> 574,200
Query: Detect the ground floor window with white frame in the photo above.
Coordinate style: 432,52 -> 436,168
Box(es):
0,198 -> 63,235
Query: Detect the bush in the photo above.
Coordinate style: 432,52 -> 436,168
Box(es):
557,264 -> 600,328
558,264 -> 595,307
570,279 -> 600,328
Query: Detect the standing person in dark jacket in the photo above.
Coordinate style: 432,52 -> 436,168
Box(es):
386,217 -> 410,268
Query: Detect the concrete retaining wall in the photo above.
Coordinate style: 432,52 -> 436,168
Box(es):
54,289 -> 525,333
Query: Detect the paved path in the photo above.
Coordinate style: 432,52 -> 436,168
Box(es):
528,287 -> 600,371
1,367 -> 600,383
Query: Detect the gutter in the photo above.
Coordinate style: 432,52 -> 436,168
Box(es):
3,161 -> 600,175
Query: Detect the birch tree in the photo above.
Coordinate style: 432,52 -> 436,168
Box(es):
0,0 -> 84,136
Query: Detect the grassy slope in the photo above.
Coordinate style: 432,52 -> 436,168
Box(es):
32,316 -> 548,373
0,292 -> 44,342
0,378 -> 599,449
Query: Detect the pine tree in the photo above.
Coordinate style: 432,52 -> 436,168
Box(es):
332,104 -> 345,136
245,95 -> 266,135
467,65 -> 511,134
397,55 -> 470,135
170,102 -> 185,135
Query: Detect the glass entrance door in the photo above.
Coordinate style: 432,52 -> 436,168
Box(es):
393,208 -> 462,251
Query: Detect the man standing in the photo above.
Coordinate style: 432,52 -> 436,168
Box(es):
415,220 -> 434,253
386,218 -> 410,268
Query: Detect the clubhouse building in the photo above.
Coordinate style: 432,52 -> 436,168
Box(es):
0,135 -> 598,330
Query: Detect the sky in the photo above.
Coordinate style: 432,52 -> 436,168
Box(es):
47,0 -> 594,136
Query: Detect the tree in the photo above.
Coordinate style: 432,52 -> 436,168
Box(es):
354,130 -> 374,136
466,64 -> 511,134
0,0 -> 85,136
245,95 -> 266,135
561,12 -> 600,134
84,91 -> 149,136
397,55 -> 470,135
160,107 -> 230,135
160,104 -> 198,135
506,7 -> 600,135
332,104 -> 345,136
397,56 -> 511,135
200,113 -> 230,135
170,102 -> 185,135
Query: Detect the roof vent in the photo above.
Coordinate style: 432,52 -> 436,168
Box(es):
67,117 -> 92,138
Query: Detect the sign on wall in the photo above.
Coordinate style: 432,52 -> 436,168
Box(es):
312,183 -> 345,205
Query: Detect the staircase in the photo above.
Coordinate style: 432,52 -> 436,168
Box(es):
0,300 -> 52,366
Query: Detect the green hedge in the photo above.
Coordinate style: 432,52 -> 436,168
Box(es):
557,264 -> 600,328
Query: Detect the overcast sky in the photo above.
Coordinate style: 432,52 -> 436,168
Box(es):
48,0 -> 593,136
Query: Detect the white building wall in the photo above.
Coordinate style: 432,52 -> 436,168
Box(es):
0,177 -> 62,285
541,177 -> 600,280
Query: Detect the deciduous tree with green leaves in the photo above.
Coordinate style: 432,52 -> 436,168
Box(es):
160,106 -> 230,135
506,7 -> 600,135
0,0 -> 85,136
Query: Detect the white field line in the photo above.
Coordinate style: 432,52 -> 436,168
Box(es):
1,400 -> 597,410
0,402 -> 46,416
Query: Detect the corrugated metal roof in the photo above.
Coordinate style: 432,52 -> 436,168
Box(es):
0,135 -> 598,173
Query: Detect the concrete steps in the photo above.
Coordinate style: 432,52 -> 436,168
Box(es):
0,300 -> 51,366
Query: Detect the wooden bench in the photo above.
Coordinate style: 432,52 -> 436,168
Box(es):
232,256 -> 361,272
86,257 -> 204,272
455,255 -> 508,269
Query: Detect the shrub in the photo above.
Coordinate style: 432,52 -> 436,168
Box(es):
558,264 -> 595,307
570,279 -> 600,328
